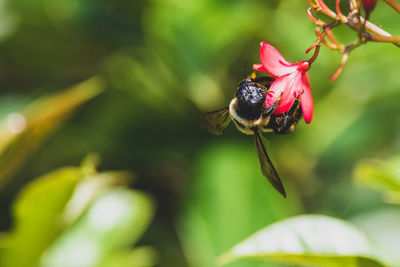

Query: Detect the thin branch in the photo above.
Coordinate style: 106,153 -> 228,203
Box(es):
335,0 -> 346,19
360,17 -> 400,46
383,0 -> 400,14
349,0 -> 359,10
306,39 -> 321,54
368,33 -> 400,43
329,52 -> 349,81
316,28 -> 342,50
307,8 -> 325,26
306,0 -> 400,79
307,0 -> 318,8
313,0 -> 396,38
315,0 -> 338,18
330,39 -> 363,80
360,17 -> 394,37
324,26 -> 340,46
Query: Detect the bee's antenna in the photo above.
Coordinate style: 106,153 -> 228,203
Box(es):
243,60 -> 248,79
242,61 -> 252,93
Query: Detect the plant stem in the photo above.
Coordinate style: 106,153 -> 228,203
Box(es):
329,52 -> 349,81
383,0 -> 400,14
315,0 -> 337,17
360,18 -> 400,47
369,34 -> 400,43
335,0 -> 346,19
308,45 -> 321,64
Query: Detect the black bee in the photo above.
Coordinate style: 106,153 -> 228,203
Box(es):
201,75 -> 302,198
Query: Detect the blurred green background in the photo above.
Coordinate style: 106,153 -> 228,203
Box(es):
0,0 -> 399,266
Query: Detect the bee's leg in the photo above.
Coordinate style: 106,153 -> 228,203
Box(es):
262,99 -> 280,118
273,99 -> 302,135
273,117 -> 296,135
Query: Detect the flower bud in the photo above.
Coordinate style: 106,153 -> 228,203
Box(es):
362,0 -> 377,17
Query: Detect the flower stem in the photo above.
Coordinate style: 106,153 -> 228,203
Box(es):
307,0 -> 318,8
308,44 -> 321,64
307,8 -> 324,26
335,0 -> 346,19
324,26 -> 340,45
307,0 -> 400,80
305,39 -> 321,54
312,0 -> 396,39
315,0 -> 337,17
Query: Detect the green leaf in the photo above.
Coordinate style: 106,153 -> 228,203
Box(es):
0,76 -> 105,190
218,215 -> 388,267
62,165 -> 133,225
0,167 -> 84,267
354,157 -> 400,203
179,142 -> 301,267
40,188 -> 155,267
352,208 -> 400,266
97,247 -> 158,267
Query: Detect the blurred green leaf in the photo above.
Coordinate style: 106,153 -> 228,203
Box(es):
0,158 -> 147,267
0,77 -> 105,190
140,0 -> 276,112
0,0 -> 18,41
218,215 -> 387,267
0,0 -> 399,266
98,246 -> 158,267
62,170 -> 133,225
144,0 -> 269,70
40,188 -> 156,267
352,208 -> 400,267
0,167 -> 84,267
354,157 -> 400,203
179,142 -> 301,267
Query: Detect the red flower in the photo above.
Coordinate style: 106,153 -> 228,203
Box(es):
253,42 -> 314,123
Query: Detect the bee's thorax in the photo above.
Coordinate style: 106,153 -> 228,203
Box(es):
235,79 -> 266,120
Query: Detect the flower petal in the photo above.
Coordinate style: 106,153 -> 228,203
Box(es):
264,72 -> 296,111
253,64 -> 268,71
259,42 -> 297,77
299,73 -> 313,123
274,72 -> 302,114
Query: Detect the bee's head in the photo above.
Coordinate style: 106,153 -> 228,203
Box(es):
234,79 -> 266,120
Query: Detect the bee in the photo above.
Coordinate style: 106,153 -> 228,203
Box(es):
201,75 -> 302,198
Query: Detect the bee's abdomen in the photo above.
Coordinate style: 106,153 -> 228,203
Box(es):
267,99 -> 303,135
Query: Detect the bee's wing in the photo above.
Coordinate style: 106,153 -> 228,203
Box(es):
201,107 -> 231,135
253,130 -> 286,197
